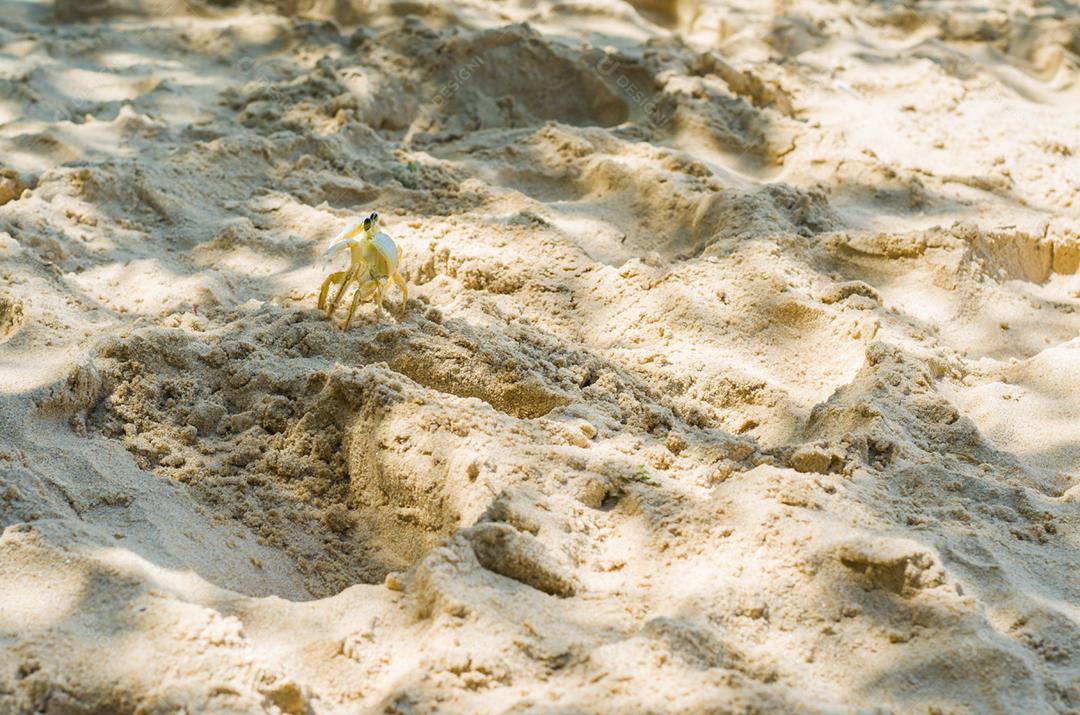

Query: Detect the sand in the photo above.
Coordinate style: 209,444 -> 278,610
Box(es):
1,0 -> 1079,712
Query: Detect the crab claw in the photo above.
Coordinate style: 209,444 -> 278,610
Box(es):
322,219 -> 365,258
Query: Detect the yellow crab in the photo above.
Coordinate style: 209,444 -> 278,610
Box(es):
317,211 -> 407,328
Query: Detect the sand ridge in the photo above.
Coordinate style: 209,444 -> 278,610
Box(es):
1,0 -> 1080,712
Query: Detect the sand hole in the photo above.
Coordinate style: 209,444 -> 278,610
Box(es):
76,330 -> 475,598
432,26 -> 630,130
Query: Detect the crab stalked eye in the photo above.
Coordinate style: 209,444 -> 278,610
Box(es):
370,212 -> 379,222
363,217 -> 372,231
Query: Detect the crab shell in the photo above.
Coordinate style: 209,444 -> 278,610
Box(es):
367,231 -> 399,274
321,226 -> 399,277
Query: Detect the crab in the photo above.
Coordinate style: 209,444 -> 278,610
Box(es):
317,211 -> 407,328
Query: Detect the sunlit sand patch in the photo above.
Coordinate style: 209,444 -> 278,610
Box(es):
2,0 -> 1080,712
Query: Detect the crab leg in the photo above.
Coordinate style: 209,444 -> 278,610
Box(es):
390,271 -> 408,315
327,263 -> 362,316
373,280 -> 386,319
344,279 -> 378,330
318,270 -> 348,311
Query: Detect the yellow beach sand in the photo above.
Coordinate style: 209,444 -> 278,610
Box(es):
1,0 -> 1079,712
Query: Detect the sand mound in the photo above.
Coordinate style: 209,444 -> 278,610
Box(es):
3,0 -> 1080,712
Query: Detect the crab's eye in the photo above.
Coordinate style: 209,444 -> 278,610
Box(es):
363,218 -> 371,230
371,212 -> 378,222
